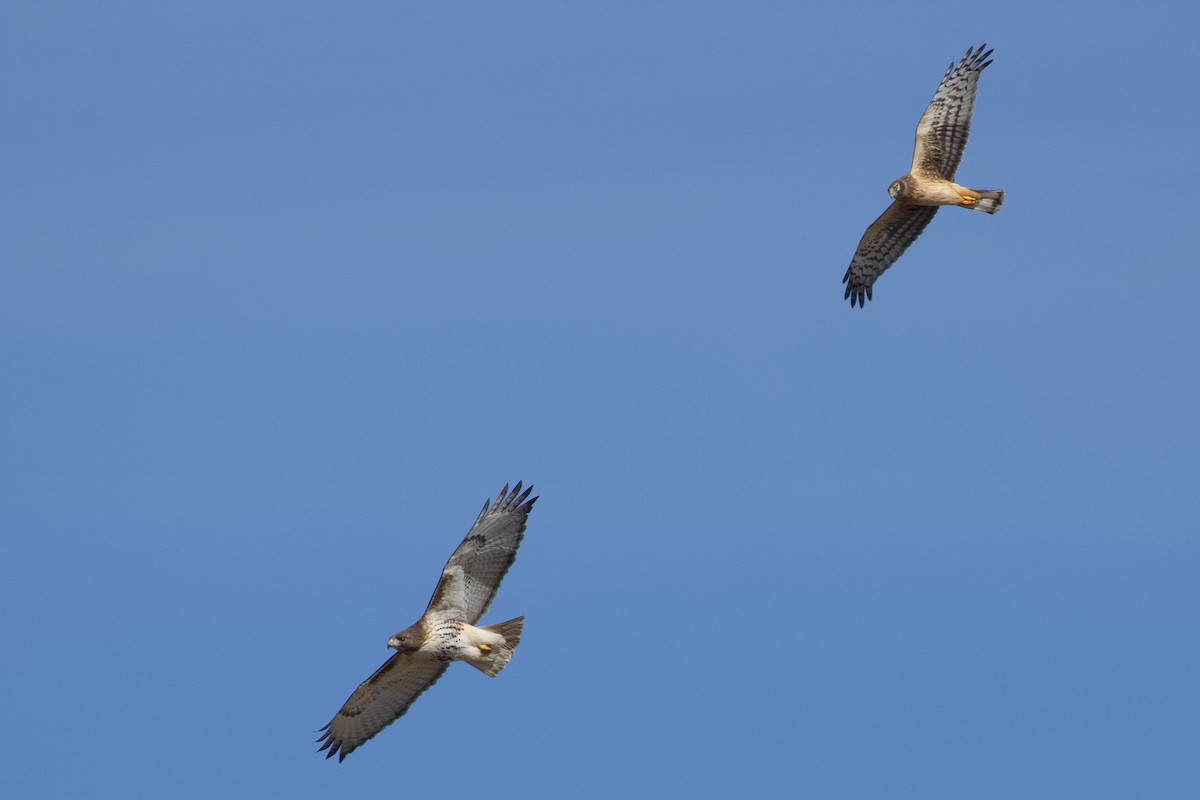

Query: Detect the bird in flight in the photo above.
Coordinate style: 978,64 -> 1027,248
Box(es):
317,482 -> 536,761
843,44 -> 1004,307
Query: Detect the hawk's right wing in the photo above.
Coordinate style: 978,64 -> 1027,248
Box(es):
843,202 -> 938,307
317,653 -> 449,762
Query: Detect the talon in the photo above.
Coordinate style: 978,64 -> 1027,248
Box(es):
962,195 -> 977,205
478,643 -> 492,653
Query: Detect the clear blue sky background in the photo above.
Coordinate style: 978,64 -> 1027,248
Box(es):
3,2 -> 1198,797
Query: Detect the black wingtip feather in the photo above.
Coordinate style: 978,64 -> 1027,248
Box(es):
843,282 -> 871,308
968,43 -> 994,71
495,481 -> 537,512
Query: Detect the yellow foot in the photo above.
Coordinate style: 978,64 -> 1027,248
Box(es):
478,643 -> 492,653
961,195 -> 978,206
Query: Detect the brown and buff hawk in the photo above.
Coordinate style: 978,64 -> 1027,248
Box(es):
843,44 -> 1005,307
317,482 -> 536,761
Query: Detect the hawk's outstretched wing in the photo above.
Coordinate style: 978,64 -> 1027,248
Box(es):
317,654 -> 449,762
843,202 -> 938,307
424,482 -> 536,623
911,44 -> 993,180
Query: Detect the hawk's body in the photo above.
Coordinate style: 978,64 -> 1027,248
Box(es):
843,44 -> 1004,307
317,482 -> 536,761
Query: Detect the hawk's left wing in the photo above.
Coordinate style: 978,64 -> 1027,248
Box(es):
910,44 -> 993,180
317,653 -> 449,762
843,201 -> 938,307
423,482 -> 536,623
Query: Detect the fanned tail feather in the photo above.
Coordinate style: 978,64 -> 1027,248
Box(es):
970,189 -> 1004,214
472,617 -> 524,677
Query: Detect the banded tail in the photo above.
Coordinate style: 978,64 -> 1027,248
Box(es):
967,189 -> 1004,214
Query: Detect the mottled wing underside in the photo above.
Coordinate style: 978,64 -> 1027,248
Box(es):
843,202 -> 939,307
317,655 -> 449,762
425,482 -> 537,623
911,44 -> 993,180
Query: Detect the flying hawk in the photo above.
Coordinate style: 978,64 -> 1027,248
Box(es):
317,482 -> 536,761
843,44 -> 1005,307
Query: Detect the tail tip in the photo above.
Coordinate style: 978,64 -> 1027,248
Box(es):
975,190 -> 1005,214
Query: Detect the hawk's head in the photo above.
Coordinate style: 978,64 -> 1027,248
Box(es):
888,177 -> 911,200
388,624 -> 423,653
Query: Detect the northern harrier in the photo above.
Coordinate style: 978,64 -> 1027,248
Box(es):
843,44 -> 1004,307
317,482 -> 536,761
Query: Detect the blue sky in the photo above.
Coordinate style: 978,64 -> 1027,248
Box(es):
3,2 -> 1198,797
